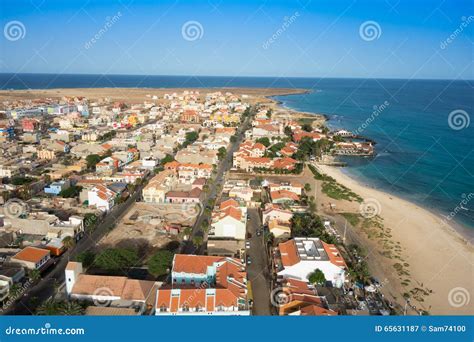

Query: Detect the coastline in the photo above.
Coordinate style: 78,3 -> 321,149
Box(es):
271,93 -> 472,314
338,166 -> 474,241
273,93 -> 472,233
317,163 -> 473,315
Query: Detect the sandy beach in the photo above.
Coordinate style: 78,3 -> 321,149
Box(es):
317,164 -> 473,315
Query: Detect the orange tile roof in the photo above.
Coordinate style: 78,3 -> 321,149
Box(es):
12,247 -> 50,263
300,305 -> 337,316
219,199 -> 239,210
322,242 -> 347,268
278,240 -> 300,267
216,206 -> 242,221
71,274 -> 155,301
271,190 -> 300,201
164,161 -> 180,169
172,255 -> 223,274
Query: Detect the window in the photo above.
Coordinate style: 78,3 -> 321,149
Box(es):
160,305 -> 167,312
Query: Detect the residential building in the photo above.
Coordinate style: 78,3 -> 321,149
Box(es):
65,262 -> 156,313
10,246 -> 51,270
262,203 -> 294,224
268,219 -> 292,238
142,170 -> 177,203
275,237 -> 347,288
270,190 -> 300,204
155,255 -> 249,315
210,199 -> 247,240
88,184 -> 117,211
44,180 -> 71,196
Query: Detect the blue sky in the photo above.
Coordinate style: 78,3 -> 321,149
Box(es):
0,0 -> 472,79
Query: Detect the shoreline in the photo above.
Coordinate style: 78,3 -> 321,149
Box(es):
317,163 -> 473,315
272,93 -> 472,234
338,166 -> 474,241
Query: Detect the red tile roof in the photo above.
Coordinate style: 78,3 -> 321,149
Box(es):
278,240 -> 300,267
12,246 -> 50,263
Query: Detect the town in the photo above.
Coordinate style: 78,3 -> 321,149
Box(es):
0,89 -> 393,317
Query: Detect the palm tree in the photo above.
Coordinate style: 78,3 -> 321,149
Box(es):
62,236 -> 75,250
36,299 -> 62,315
59,301 -> 84,315
8,284 -> 22,299
192,236 -> 203,247
29,269 -> 41,282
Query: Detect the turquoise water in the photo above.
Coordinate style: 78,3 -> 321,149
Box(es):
1,74 -> 473,230
273,79 -> 474,231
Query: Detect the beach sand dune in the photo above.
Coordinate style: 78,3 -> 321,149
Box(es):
317,164 -> 473,315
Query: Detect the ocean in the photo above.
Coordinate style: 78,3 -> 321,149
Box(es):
1,74 -> 473,230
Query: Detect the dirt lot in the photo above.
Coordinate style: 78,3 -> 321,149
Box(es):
98,201 -> 200,253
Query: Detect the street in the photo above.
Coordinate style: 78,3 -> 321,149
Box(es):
246,208 -> 272,315
181,114 -> 253,254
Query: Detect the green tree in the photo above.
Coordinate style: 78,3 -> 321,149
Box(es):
86,154 -> 102,169
308,269 -> 326,285
284,126 -> 293,137
147,250 -> 174,277
36,299 -> 62,315
62,236 -> 75,250
160,154 -> 175,165
255,137 -> 271,147
59,301 -> 84,315
192,236 -> 203,247
217,147 -> 227,161
59,185 -> 83,198
29,269 -> 41,282
304,183 -> 312,193
182,131 -> 199,147
301,123 -> 313,132
94,248 -> 139,271
76,251 -> 96,268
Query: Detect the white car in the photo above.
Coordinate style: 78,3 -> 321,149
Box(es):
245,241 -> 251,249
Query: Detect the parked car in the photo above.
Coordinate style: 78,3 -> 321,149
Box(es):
245,241 -> 251,249
256,229 -> 262,237
247,256 -> 252,265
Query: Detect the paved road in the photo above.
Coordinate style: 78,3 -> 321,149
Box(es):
4,176 -> 149,315
181,115 -> 253,255
246,208 -> 272,315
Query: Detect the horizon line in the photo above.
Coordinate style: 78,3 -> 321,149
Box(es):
1,72 -> 473,82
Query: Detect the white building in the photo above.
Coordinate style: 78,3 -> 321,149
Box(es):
87,185 -> 116,211
210,199 -> 247,240
276,237 -> 347,288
